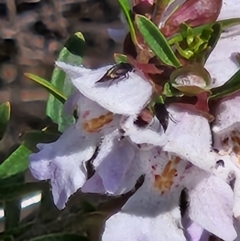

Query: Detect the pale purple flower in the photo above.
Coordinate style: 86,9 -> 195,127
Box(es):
28,1 -> 240,241
29,64 -> 168,209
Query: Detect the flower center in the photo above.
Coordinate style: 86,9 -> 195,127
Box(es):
82,113 -> 113,133
154,156 -> 180,194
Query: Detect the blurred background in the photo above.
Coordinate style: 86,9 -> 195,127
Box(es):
0,0 -> 123,234
0,0 -> 122,162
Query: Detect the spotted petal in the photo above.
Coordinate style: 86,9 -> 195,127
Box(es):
29,125 -> 97,209
55,62 -> 153,116
213,154 -> 240,220
102,181 -> 185,241
212,94 -> 240,180
102,148 -> 188,241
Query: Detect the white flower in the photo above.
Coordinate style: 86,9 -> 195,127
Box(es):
29,64 -> 167,209
28,1 -> 240,240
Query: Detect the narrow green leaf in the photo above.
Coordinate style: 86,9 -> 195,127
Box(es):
46,32 -> 85,132
0,102 -> 10,140
118,0 -> 137,44
135,15 -> 181,67
30,234 -> 89,241
209,69 -> 240,100
24,73 -> 66,104
0,145 -> 31,179
219,17 -> 240,29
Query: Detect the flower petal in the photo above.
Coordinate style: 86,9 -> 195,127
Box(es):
96,137 -> 137,194
81,173 -> 106,194
212,95 -> 240,220
83,129 -> 143,195
103,183 -> 185,241
218,0 -> 240,19
212,94 -> 240,137
29,125 -> 97,209
120,115 -> 167,148
102,148 -> 189,241
213,155 -> 240,221
183,167 -> 236,241
163,105 -> 215,171
75,93 -> 120,134
55,62 -> 153,115
161,0 -> 222,36
182,215 -> 210,241
205,28 -> 240,87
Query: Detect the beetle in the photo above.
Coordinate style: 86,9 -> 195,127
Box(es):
95,62 -> 133,84
153,103 -> 177,132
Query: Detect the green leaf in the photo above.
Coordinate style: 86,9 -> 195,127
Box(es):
30,234 -> 89,241
46,32 -> 85,132
65,32 -> 85,56
196,23 -> 222,64
135,15 -> 181,67
0,102 -> 10,140
0,145 -> 31,179
168,18 -> 240,45
175,23 -> 214,61
219,17 -> 240,29
118,0 -> 137,44
114,53 -> 128,64
0,128 -> 60,179
209,69 -> 240,100
162,82 -> 182,97
24,73 -> 66,104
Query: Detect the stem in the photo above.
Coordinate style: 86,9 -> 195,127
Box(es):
151,0 -> 170,26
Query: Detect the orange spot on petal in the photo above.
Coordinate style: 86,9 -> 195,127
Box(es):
233,146 -> 240,155
82,112 -> 113,133
231,136 -> 240,145
154,156 -> 181,193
